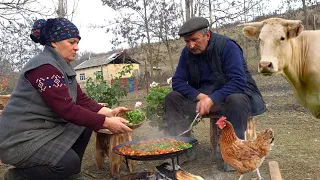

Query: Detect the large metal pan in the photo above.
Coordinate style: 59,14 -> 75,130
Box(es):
113,136 -> 198,161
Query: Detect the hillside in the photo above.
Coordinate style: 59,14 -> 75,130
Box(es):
130,3 -> 320,85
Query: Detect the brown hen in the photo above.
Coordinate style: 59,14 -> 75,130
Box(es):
216,116 -> 274,180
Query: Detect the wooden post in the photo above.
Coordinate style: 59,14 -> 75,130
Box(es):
245,117 -> 256,140
210,118 -> 219,160
207,115 -> 256,161
269,161 -> 282,180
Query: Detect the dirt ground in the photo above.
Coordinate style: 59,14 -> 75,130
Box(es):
1,74 -> 320,180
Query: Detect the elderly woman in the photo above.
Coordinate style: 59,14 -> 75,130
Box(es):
0,18 -> 132,180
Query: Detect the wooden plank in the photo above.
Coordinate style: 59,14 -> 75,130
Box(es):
269,161 -> 282,180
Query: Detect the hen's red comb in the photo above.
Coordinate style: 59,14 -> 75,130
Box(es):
217,116 -> 227,123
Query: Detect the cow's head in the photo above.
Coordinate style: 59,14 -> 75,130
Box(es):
239,18 -> 304,75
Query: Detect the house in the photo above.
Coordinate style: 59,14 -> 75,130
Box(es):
74,51 -> 140,91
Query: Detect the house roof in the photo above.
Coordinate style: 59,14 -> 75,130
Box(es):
74,51 -> 140,70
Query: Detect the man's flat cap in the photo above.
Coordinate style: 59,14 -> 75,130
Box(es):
178,17 -> 209,36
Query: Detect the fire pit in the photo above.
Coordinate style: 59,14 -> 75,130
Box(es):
113,163 -> 204,180
113,171 -> 169,180
112,136 -> 198,180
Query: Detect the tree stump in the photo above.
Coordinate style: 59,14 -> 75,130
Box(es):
0,95 -> 10,109
95,131 -> 136,176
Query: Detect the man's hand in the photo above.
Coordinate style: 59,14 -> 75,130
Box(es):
196,93 -> 208,101
102,117 -> 132,134
196,95 -> 214,115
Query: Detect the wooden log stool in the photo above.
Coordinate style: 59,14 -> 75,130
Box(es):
95,130 -> 136,176
202,114 -> 256,160
0,94 -> 10,110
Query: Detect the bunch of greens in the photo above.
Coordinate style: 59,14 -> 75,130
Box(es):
143,85 -> 171,130
126,109 -> 145,126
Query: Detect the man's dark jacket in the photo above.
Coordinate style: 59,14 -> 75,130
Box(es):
172,31 -> 265,116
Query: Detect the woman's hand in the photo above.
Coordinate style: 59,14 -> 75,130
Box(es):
98,106 -> 129,117
112,107 -> 130,117
103,117 -> 132,134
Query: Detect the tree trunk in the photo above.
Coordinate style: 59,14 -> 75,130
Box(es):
143,0 -> 154,81
243,0 -> 248,60
165,41 -> 175,75
313,15 -> 317,30
190,0 -> 194,18
302,0 -> 308,29
212,1 -> 218,33
209,0 -> 213,28
144,56 -> 149,93
180,0 -> 185,22
57,0 -> 66,17
185,0 -> 191,21
243,0 -> 246,22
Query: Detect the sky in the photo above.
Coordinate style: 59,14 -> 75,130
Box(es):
39,0 -> 285,54
66,0 -> 116,53
40,0 -> 117,53
68,0 -> 284,54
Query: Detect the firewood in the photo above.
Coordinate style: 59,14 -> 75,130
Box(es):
176,170 -> 204,180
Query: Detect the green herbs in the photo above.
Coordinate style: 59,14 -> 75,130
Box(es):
143,85 -> 171,130
126,109 -> 145,125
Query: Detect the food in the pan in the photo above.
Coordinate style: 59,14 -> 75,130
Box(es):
117,138 -> 192,156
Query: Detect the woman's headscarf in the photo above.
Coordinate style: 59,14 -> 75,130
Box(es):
30,18 -> 81,46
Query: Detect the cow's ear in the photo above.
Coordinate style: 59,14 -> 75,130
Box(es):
288,23 -> 304,38
242,26 -> 260,40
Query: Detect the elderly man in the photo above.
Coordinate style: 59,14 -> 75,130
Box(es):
163,17 -> 266,167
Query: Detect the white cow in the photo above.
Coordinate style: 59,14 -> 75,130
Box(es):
239,18 -> 320,118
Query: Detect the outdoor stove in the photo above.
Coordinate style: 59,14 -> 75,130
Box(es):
112,136 -> 199,180
114,162 -> 201,180
113,170 -> 170,180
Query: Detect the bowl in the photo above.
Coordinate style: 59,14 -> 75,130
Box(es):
128,119 -> 146,129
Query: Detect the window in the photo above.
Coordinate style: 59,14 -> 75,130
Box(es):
80,73 -> 85,81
